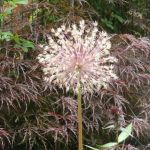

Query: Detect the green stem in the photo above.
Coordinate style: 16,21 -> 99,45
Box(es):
77,80 -> 83,150
116,118 -> 119,150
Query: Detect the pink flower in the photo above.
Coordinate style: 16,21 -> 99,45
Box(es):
37,20 -> 118,94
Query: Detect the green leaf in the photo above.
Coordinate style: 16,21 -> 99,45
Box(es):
20,39 -> 35,52
100,142 -> 118,148
118,123 -> 133,143
0,31 -> 13,41
13,0 -> 28,5
111,13 -> 124,23
12,35 -> 20,43
101,18 -> 114,30
85,145 -> 99,150
4,7 -> 15,14
22,40 -> 35,49
0,14 -> 4,23
13,37 -> 35,53
22,47 -> 28,53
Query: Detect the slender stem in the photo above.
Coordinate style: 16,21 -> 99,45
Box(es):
116,128 -> 119,150
77,79 -> 83,150
116,117 -> 120,150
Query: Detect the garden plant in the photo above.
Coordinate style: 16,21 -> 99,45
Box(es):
0,0 -> 150,150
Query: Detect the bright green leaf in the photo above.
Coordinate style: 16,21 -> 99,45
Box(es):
13,0 -> 28,5
22,47 -> 28,53
118,123 -> 133,143
0,31 -> 13,41
100,142 -> 118,148
13,37 -> 35,53
22,40 -> 35,49
21,39 -> 35,52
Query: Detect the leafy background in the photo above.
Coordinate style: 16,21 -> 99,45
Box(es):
0,0 -> 150,150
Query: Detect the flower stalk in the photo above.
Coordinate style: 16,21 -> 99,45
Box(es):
77,72 -> 83,150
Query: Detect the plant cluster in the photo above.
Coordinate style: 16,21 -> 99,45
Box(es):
0,0 -> 150,150
87,0 -> 150,36
0,30 -> 150,150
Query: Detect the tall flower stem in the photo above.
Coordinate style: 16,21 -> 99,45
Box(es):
77,76 -> 83,150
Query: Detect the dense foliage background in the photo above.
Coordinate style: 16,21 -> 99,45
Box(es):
0,0 -> 150,150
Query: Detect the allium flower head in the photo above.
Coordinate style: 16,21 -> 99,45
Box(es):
37,20 -> 118,94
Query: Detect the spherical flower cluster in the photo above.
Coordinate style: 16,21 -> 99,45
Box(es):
37,20 -> 118,94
